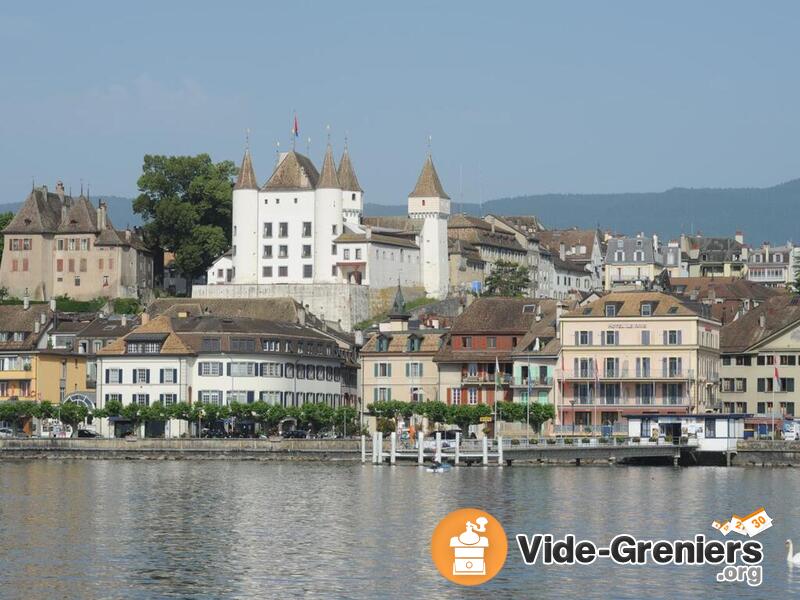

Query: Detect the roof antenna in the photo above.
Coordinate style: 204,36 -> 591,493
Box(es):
344,131 -> 349,152
275,140 -> 281,166
326,124 -> 331,146
245,127 -> 251,151
31,176 -> 35,192
427,134 -> 432,156
87,182 -> 90,201
306,136 -> 311,156
459,164 -> 463,215
80,178 -> 84,196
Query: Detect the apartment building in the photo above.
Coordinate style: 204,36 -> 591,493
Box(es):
747,242 -> 794,287
511,300 -> 562,406
720,295 -> 800,435
558,291 -> 721,432
361,289 -> 445,405
604,234 -> 663,289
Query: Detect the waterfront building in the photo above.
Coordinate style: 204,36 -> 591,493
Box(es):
746,241 -> 794,287
558,291 -> 721,433
96,314 -> 357,437
720,294 -> 800,435
0,303 -> 88,409
0,182 -> 153,301
604,234 -> 663,290
511,300 -> 562,407
361,288 -> 446,406
680,233 -> 748,278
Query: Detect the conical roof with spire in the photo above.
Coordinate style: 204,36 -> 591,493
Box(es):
234,148 -> 258,190
337,148 -> 362,192
388,283 -> 410,320
317,145 -> 341,189
409,154 -> 450,199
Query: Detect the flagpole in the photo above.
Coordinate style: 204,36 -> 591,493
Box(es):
527,354 -> 531,444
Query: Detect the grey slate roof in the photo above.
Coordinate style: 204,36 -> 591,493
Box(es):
605,236 -> 662,265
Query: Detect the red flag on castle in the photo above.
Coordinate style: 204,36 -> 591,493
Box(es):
292,114 -> 299,138
774,358 -> 781,391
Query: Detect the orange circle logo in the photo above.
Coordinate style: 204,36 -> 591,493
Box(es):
431,508 -> 508,586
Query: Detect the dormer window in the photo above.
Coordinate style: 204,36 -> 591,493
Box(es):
407,336 -> 422,352
604,303 -> 617,317
640,303 -> 653,316
376,336 -> 390,352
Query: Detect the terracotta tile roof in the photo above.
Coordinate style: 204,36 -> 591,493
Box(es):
317,145 -> 341,189
334,231 -> 419,249
337,149 -> 362,192
261,151 -> 319,191
721,295 -> 800,353
361,331 -> 444,353
669,277 -> 779,303
449,214 -> 492,231
362,216 -> 423,234
493,215 -> 544,234
448,220 -> 527,253
563,291 -> 708,318
98,316 -> 194,356
512,299 -> 562,356
146,298 -> 302,322
0,305 -> 51,350
448,239 -> 485,263
234,149 -> 258,190
3,188 -> 63,233
537,229 -> 597,261
449,298 -> 549,334
409,155 -> 449,199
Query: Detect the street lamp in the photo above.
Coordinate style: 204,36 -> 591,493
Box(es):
569,400 -> 576,436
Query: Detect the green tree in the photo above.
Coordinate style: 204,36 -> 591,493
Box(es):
790,265 -> 800,295
333,406 -> 358,436
446,404 -> 492,433
484,260 -> 531,297
529,403 -> 556,432
300,402 -> 335,433
133,154 -> 236,281
251,402 -> 287,435
418,400 -> 449,427
58,402 -> 89,437
0,211 -> 13,265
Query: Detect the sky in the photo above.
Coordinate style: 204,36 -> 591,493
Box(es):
1,1 -> 800,206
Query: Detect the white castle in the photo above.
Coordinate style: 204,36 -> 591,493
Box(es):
200,137 -> 451,328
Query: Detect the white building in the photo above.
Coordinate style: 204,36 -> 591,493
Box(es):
95,314 -> 355,438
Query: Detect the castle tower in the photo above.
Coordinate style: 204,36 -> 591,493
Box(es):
314,144 -> 343,282
408,154 -> 450,299
338,145 -> 363,224
232,146 -> 259,283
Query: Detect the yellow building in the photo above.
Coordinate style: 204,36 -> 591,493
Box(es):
0,304 -> 87,404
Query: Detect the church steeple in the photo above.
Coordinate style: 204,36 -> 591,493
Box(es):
234,148 -> 258,190
337,146 -> 362,192
409,154 -> 450,199
387,282 -> 410,320
318,144 -> 341,189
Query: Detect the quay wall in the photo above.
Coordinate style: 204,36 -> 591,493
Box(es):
731,440 -> 800,467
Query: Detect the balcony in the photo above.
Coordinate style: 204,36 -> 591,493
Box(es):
510,376 -> 554,388
561,369 -> 695,381
461,373 -> 513,386
564,396 -> 690,408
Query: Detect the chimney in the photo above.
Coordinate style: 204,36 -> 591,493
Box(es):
535,304 -> 542,322
559,242 -> 566,261
49,298 -> 56,312
23,296 -> 30,310
652,234 -> 659,251
40,312 -> 46,325
55,180 -> 65,201
735,231 -> 744,245
140,312 -> 150,325
34,321 -> 40,334
491,221 -> 496,233
97,200 -> 107,231
125,229 -> 131,242
298,304 -> 307,326
759,313 -> 766,328
555,302 -> 564,338
365,228 -> 372,240
121,314 -> 127,327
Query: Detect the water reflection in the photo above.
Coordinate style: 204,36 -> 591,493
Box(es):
0,461 -> 797,598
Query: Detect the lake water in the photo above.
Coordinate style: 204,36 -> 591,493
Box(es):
0,460 -> 798,599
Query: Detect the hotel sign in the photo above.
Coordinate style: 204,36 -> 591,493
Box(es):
608,323 -> 646,329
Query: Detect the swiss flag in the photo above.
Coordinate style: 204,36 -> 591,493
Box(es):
774,365 -> 781,391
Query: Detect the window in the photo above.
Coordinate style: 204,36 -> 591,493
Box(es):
56,259 -> 64,272
461,336 -> 472,349
278,266 -> 288,277
263,266 -> 273,277
68,258 -> 75,272
376,336 -> 390,352
133,368 -> 150,383
104,393 -> 122,403
261,362 -> 283,377
230,362 -> 257,377
375,387 -> 391,402
302,222 -> 312,237
133,394 -> 150,406
201,338 -> 221,352
641,330 -> 650,345
343,249 -> 351,260
263,223 -> 273,238
757,377 -> 794,393
376,362 -> 391,377
735,355 -> 751,366
284,363 -> 295,378
57,239 -> 64,250
355,248 -> 362,260
109,258 -> 114,270
105,368 -> 122,384
306,364 -> 316,380
68,238 -> 76,251
331,244 -> 337,255
199,390 -> 223,405
198,362 -> 223,376
756,355 -> 775,366
302,245 -> 311,258
603,331 -> 618,346
21,258 -> 28,271
262,340 -> 280,352
604,304 -> 616,317
664,330 -> 681,345
278,245 -> 288,259
316,366 -> 325,380
640,303 -> 652,316
160,393 -> 178,406
299,264 -> 311,278
278,222 -> 288,237
576,331 -> 592,346
230,338 -> 255,353
451,388 -> 462,404
80,239 -> 89,251
487,337 -> 497,349
159,368 -> 177,384
467,388 -> 478,405
263,245 -> 273,258
74,276 -> 81,287
663,383 -> 683,405
781,355 -> 797,366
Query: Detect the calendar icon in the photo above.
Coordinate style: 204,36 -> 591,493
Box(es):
741,507 -> 773,537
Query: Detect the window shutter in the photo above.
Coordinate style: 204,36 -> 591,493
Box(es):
419,363 -> 423,376
373,388 -> 378,402
662,358 -> 667,377
226,363 -> 231,376
614,332 -> 619,345
145,370 -> 150,384
105,369 -> 109,384
677,358 -> 682,375
388,364 -> 392,377
198,363 -> 202,376
387,388 -> 392,401
172,369 -> 177,383
198,390 -> 202,402
133,370 -> 138,384
601,332 -> 605,346
278,363 -> 283,377
405,363 -> 410,377
247,391 -> 254,403
374,363 -> 378,377
159,369 -> 164,384
663,331 -> 668,345
574,331 -> 579,346
588,332 -> 593,345
677,331 -> 682,345
573,358 -> 578,376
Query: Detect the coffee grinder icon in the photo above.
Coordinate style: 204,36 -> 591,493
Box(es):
450,516 -> 489,576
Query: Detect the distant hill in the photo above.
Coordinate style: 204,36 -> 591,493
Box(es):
0,195 -> 142,229
366,178 -> 800,244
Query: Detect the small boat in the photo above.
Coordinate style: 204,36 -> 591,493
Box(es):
426,462 -> 452,473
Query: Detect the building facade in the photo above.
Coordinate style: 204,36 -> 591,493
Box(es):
747,242 -> 793,287
558,291 -> 721,432
0,183 -> 153,301
604,234 -> 663,289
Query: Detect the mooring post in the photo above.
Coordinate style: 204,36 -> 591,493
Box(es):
371,432 -> 378,464
390,432 -> 396,465
361,434 -> 366,464
673,452 -> 679,467
377,432 -> 384,464
482,436 -> 489,465
497,436 -> 504,466
454,432 -> 461,465
417,431 -> 424,465
435,432 -> 442,463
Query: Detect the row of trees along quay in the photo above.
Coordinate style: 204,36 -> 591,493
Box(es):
0,400 -> 359,437
367,400 -> 555,435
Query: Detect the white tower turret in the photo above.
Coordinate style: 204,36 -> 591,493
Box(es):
314,144 -> 343,282
408,153 -> 450,299
231,145 -> 259,283
338,142 -> 363,224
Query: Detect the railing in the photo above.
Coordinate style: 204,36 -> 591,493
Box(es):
562,397 -> 690,407
561,369 -> 695,380
510,376 -> 554,387
461,374 -> 513,384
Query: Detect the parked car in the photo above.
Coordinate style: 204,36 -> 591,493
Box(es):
77,429 -> 102,438
282,429 -> 310,439
0,427 -> 13,438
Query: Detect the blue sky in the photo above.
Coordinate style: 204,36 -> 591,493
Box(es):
1,1 -> 799,205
